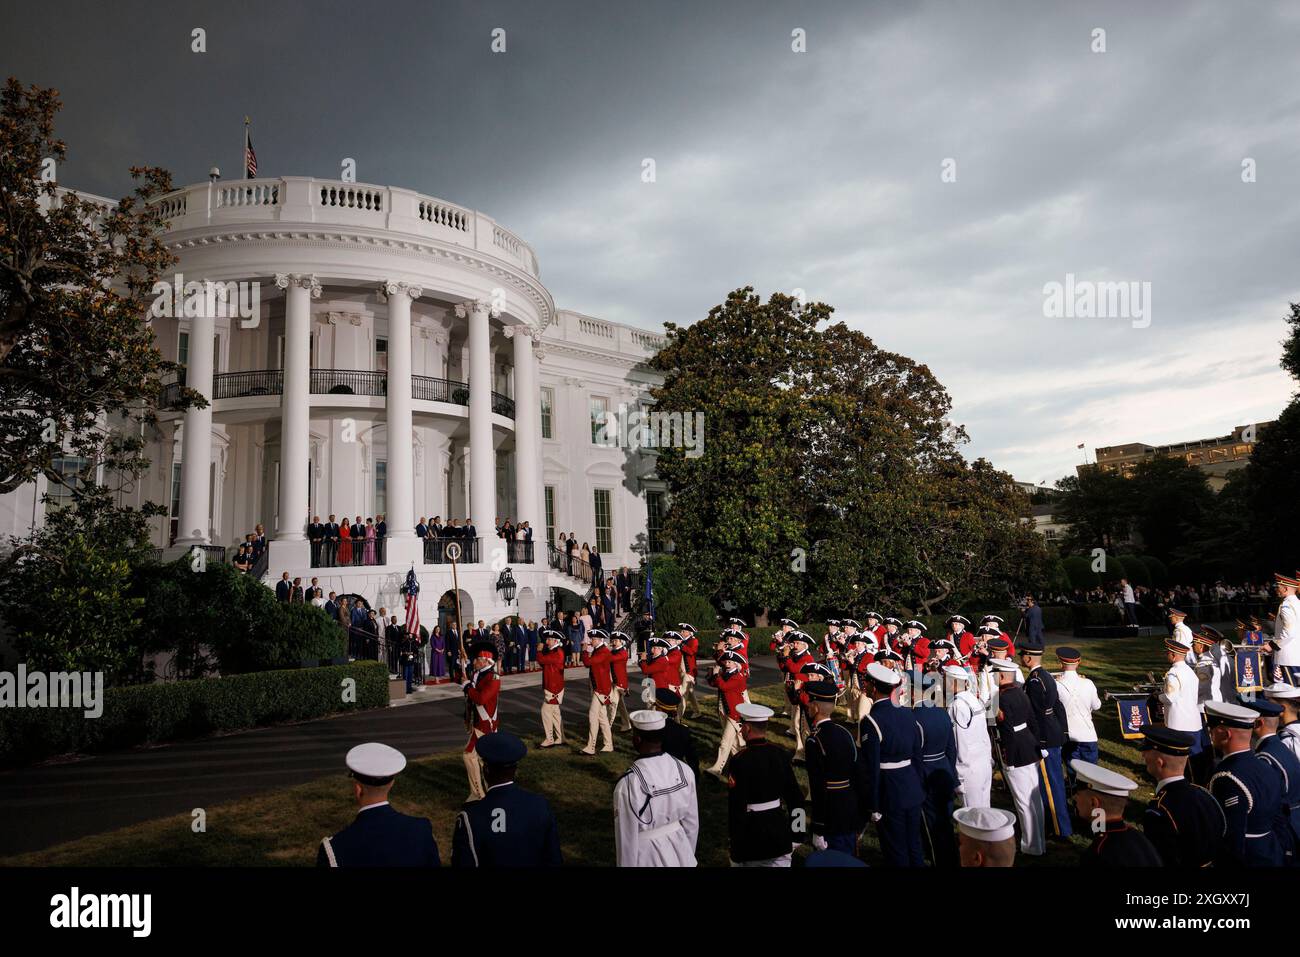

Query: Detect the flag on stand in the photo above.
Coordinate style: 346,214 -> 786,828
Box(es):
403,567 -> 420,636
244,117 -> 257,179
644,561 -> 654,619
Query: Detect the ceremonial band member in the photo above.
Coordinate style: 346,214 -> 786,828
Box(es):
1020,642 -> 1071,840
537,629 -> 567,748
1267,683 -> 1300,762
991,657 -> 1045,855
1270,571 -> 1300,686
1205,701 -> 1286,867
1054,646 -> 1101,788
609,631 -> 633,732
1138,725 -> 1225,868
1168,607 -> 1194,661
805,678 -> 865,858
678,623 -> 702,719
452,732 -> 562,867
858,662 -> 925,867
723,702 -> 805,867
784,632 -> 815,760
945,665 -> 992,809
580,629 -> 615,755
953,806 -> 1017,867
462,641 -> 501,801
641,634 -> 677,695
318,743 -> 440,867
614,711 -> 699,867
1240,695 -> 1300,855
844,633 -> 874,724
707,649 -> 749,777
1159,634 -> 1205,780
653,688 -> 700,779
1071,760 -> 1163,866
915,663 -> 959,867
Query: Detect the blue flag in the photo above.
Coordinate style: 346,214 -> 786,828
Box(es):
1234,647 -> 1264,693
644,562 -> 654,619
1114,694 -> 1150,741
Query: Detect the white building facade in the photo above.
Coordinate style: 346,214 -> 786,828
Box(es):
0,176 -> 669,629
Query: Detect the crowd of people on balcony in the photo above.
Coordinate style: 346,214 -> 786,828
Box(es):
308,515 -> 388,567
231,523 -> 267,574
555,531 -> 603,583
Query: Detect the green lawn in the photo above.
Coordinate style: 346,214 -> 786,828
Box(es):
0,637 -> 1166,867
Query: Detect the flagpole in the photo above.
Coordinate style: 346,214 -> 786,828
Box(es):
243,116 -> 250,180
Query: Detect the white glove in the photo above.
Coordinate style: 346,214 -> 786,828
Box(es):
871,812 -> 883,823
812,835 -> 828,851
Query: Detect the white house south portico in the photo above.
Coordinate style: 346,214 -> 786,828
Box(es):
124,174 -> 661,626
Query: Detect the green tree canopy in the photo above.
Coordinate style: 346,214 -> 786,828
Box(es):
648,288 -> 1048,622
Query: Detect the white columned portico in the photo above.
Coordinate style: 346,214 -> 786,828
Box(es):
457,299 -> 496,554
174,307 -> 214,546
272,273 -> 319,567
508,324 -> 543,565
383,280 -> 422,566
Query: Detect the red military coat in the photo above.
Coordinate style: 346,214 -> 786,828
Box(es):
464,669 -> 500,753
538,646 -> 566,703
582,645 -> 613,698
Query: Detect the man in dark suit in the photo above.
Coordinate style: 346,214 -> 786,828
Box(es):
324,591 -> 338,619
317,742 -> 440,867
376,514 -> 387,563
509,616 -> 527,674
451,733 -> 561,867
616,567 -> 631,615
275,572 -> 291,602
324,514 -> 340,567
416,517 -> 428,538
308,515 -> 323,567
464,518 -> 476,539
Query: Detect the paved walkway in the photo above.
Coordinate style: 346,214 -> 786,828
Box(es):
0,657 -> 780,856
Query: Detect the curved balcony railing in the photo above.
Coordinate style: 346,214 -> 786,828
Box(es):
161,369 -> 514,417
146,177 -> 540,277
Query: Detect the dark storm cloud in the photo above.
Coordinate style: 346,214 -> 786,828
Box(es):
2,0 -> 1296,483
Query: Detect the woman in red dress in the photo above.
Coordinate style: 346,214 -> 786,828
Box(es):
338,517 -> 353,565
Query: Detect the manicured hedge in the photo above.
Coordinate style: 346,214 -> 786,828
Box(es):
0,661 -> 389,768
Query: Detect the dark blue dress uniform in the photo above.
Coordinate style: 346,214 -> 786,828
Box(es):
1144,778 -> 1226,868
805,715 -> 865,856
858,682 -> 926,867
1025,661 -> 1072,838
913,701 -> 958,867
451,732 -> 562,867
724,737 -> 805,863
1081,820 -> 1164,867
317,804 -> 441,867
1210,748 -> 1286,867
1255,733 -> 1300,859
451,782 -> 562,867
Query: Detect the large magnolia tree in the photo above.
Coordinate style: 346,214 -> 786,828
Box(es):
648,287 -> 1046,623
0,77 -> 182,504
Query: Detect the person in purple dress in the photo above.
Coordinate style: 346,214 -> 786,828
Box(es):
363,517 -> 377,565
430,625 -> 447,679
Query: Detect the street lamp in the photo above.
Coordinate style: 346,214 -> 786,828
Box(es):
496,567 -> 517,604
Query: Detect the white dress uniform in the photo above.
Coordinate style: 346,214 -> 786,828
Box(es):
1275,593 -> 1300,676
614,718 -> 699,867
1056,670 -> 1102,744
948,688 -> 992,809
1193,645 -> 1228,710
1161,659 -> 1202,735
1173,621 -> 1195,664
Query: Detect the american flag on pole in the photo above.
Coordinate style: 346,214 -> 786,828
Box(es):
403,567 -> 420,636
244,117 -> 257,179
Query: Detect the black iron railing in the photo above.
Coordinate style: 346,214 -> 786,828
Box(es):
492,391 -> 515,417
548,542 -> 593,584
504,540 -> 534,563
216,369 -> 283,398
160,369 -> 514,418
412,375 -> 468,404
424,536 -> 481,564
311,369 -> 386,396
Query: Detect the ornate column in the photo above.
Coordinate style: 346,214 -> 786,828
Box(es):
175,307 -> 214,546
273,273 -> 319,566
383,281 -> 421,566
456,299 -> 497,555
507,324 -> 543,565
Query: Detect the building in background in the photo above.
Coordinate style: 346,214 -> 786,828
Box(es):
1085,422 -> 1271,491
0,176 -> 669,627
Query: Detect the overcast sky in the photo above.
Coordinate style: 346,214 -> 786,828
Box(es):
4,0 -> 1297,484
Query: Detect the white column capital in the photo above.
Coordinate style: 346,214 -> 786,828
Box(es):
455,298 -> 495,320
381,280 -> 423,301
275,273 -> 322,298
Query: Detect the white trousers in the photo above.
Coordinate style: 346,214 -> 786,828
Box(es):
609,685 -> 632,730
585,691 -> 614,752
541,689 -> 565,744
709,716 -> 742,774
1005,761 -> 1045,855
